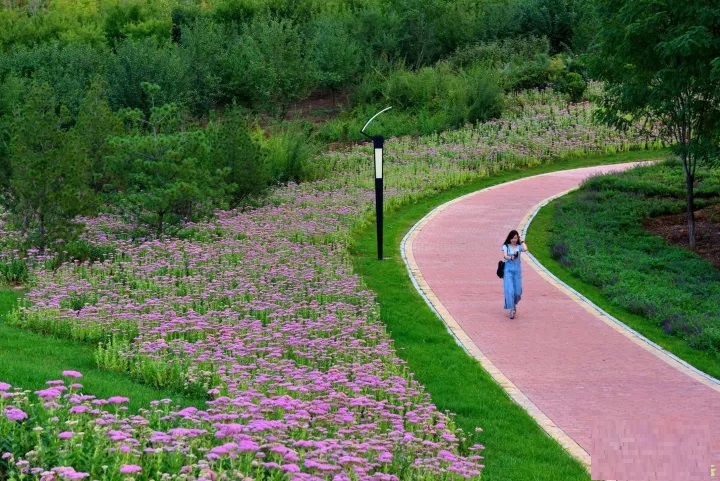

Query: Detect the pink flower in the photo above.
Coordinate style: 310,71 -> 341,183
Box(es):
107,396 -> 129,404
0,382 -> 11,391
61,371 -> 83,379
35,388 -> 63,399
58,431 -> 74,440
5,406 -> 28,422
119,465 -> 142,474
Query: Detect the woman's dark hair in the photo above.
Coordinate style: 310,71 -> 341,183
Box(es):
503,230 -> 522,245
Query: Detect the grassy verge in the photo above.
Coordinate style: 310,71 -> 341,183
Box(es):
526,196 -> 720,381
349,149 -> 667,481
0,288 -> 206,412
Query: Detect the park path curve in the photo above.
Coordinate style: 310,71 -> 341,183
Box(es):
403,162 -> 720,479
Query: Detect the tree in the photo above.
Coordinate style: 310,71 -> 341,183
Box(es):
105,103 -> 219,238
6,83 -> 95,251
309,16 -> 361,102
232,16 -> 315,117
72,78 -> 124,192
207,106 -> 269,209
590,0 -> 720,249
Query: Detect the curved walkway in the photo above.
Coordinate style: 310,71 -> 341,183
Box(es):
403,163 -> 720,480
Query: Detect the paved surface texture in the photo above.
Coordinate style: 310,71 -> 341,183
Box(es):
404,163 -> 720,480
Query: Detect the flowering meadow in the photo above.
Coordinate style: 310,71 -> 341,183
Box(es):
0,90 -> 661,481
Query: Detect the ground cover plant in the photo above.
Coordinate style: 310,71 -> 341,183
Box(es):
544,160 -> 720,355
0,91 -> 661,480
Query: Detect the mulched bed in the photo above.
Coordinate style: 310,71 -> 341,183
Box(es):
644,203 -> 720,270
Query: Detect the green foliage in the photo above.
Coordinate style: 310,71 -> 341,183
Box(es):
45,239 -> 116,271
383,0 -> 451,68
513,0 -> 594,54
72,78 -> 125,192
554,71 -> 586,103
263,125 -> 320,184
105,104 -> 218,237
590,0 -> 720,247
5,82 -> 96,251
308,15 -> 362,94
207,106 -> 270,208
106,37 -> 189,115
0,258 -> 29,285
0,42 -> 109,116
178,19 -> 235,115
464,66 -> 505,124
102,0 -> 171,42
354,62 -> 505,132
502,53 -> 556,91
229,16 -> 316,116
446,36 -> 550,70
211,0 -> 260,25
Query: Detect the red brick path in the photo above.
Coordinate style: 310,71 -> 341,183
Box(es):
408,163 -> 720,480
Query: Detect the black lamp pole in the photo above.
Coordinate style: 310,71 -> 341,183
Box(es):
361,107 -> 392,260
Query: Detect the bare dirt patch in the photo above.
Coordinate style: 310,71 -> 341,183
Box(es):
283,89 -> 352,124
644,203 -> 720,269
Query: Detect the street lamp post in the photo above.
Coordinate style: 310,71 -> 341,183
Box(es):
361,107 -> 392,260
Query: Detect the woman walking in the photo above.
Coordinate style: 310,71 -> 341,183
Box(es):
502,230 -> 527,319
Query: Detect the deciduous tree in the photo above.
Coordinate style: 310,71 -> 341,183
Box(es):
590,0 -> 720,248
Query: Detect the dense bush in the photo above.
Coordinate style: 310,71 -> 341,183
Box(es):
207,106 -> 271,208
0,42 -> 109,116
106,37 -> 189,114
222,16 -> 316,117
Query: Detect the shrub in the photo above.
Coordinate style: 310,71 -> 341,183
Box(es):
264,126 -> 321,184
106,37 -> 189,115
207,107 -> 271,208
228,16 -> 315,117
0,257 -> 29,284
464,67 -> 505,124
0,42 -> 109,117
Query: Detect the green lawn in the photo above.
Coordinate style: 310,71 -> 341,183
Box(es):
0,288 -> 206,413
350,149 -> 667,481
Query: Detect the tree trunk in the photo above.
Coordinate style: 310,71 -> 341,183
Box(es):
685,172 -> 696,250
157,212 -> 164,239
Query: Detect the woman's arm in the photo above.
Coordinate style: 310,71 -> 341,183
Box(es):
521,241 -> 528,252
502,245 -> 512,260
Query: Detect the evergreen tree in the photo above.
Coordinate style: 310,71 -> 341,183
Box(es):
6,83 -> 95,251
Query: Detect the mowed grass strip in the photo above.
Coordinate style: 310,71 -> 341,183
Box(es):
350,150 -> 666,481
526,193 -> 720,381
0,288 -> 206,412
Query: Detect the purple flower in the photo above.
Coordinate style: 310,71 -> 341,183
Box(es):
107,396 -> 130,404
119,465 -> 142,474
61,370 -> 83,379
35,388 -> 63,399
0,382 -> 11,391
58,431 -> 74,440
5,406 -> 28,422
